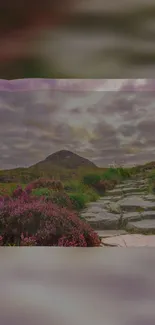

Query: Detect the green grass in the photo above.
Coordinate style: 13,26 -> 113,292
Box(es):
32,187 -> 52,197
64,179 -> 99,210
102,167 -> 131,181
0,183 -> 25,195
146,169 -> 155,193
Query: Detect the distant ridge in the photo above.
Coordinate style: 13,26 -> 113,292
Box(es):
32,150 -> 97,170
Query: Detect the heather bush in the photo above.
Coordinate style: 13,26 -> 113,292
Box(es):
12,185 -> 24,198
0,193 -> 100,247
45,191 -> 73,210
25,178 -> 64,193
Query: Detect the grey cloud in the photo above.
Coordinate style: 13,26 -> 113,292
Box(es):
137,120 -> 155,133
93,121 -> 117,138
90,122 -> 120,152
128,140 -> 146,149
71,107 -> 82,114
1,80 -> 155,168
118,125 -> 137,137
0,109 -> 21,125
145,139 -> 155,147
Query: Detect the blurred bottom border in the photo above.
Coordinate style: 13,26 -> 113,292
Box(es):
0,247 -> 155,325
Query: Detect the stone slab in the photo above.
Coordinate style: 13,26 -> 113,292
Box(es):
126,219 -> 155,232
143,194 -> 155,201
106,187 -> 146,196
122,211 -> 142,222
84,210 -> 121,230
102,234 -> 155,247
118,196 -> 155,211
96,230 -> 127,238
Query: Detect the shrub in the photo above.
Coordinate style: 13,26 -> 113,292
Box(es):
82,170 -> 121,195
147,170 -> 155,193
117,167 -> 131,179
32,187 -> 52,197
45,191 -> 73,210
84,186 -> 99,202
64,180 -> 85,193
148,180 -> 155,194
83,173 -> 101,186
92,180 -> 106,194
64,180 -> 99,205
102,168 -> 120,181
68,193 -> 87,210
12,185 -> 24,198
148,170 -> 155,181
0,193 -> 100,247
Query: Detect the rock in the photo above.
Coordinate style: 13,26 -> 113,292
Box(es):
86,202 -> 105,208
81,212 -> 100,219
142,211 -> 155,218
115,181 -> 146,189
81,174 -> 155,237
122,211 -> 142,222
99,195 -> 123,201
126,219 -> 155,233
143,194 -> 155,201
107,186 -> 147,196
95,229 -> 127,238
83,209 -> 121,230
102,234 -> 155,247
117,196 -> 155,212
82,206 -> 103,214
99,196 -> 117,200
106,189 -> 125,196
106,202 -> 121,214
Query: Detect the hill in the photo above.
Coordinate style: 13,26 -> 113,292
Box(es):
33,150 -> 97,170
0,150 -> 98,183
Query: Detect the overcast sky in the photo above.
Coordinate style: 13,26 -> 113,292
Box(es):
0,78 -> 155,170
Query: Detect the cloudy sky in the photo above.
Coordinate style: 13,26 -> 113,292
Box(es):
0,78 -> 155,170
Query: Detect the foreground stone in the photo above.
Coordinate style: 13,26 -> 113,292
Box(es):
117,196 -> 155,212
96,229 -> 127,238
143,194 -> 155,201
126,219 -> 155,233
99,195 -> 123,202
81,209 -> 121,230
115,180 -> 147,188
122,210 -> 155,223
102,234 -> 155,247
81,175 -> 155,235
106,186 -> 147,196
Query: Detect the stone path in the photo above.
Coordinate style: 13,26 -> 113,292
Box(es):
81,176 -> 155,247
